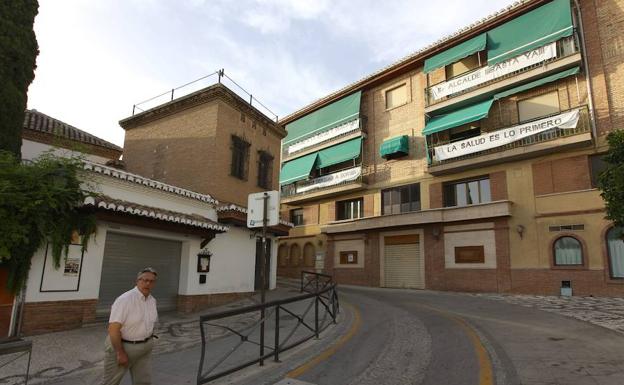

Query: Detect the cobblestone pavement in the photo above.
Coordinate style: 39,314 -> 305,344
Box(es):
0,288 -> 298,385
469,293 -> 624,335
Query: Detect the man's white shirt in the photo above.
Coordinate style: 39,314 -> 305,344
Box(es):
109,287 -> 158,341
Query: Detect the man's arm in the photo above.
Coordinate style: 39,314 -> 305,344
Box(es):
108,322 -> 128,366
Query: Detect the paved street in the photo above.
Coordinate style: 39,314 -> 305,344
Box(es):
2,283 -> 624,385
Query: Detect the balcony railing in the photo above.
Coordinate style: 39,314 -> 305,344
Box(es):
425,35 -> 580,107
428,106 -> 591,167
281,166 -> 364,199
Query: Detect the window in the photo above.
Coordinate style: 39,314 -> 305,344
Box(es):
549,224 -> 584,232
553,236 -> 583,266
382,183 -> 421,215
257,151 -> 273,189
443,177 -> 491,207
590,154 -> 608,188
336,198 -> 363,220
231,136 -> 250,180
445,52 -> 483,79
290,209 -> 304,227
607,227 -> 624,279
517,91 -> 560,123
455,246 -> 485,264
385,84 -> 407,109
450,124 -> 481,143
339,251 -> 358,264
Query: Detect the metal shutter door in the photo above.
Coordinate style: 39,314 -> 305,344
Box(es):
383,235 -> 423,289
97,232 -> 182,316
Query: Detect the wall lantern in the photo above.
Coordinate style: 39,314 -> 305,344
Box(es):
432,227 -> 441,240
516,225 -> 525,239
197,248 -> 212,273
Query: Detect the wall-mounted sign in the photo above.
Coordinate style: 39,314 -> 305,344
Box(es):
296,166 -> 361,194
430,42 -> 557,101
287,119 -> 360,155
433,109 -> 580,161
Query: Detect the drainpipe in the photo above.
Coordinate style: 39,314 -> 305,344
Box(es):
9,284 -> 26,338
573,0 -> 598,142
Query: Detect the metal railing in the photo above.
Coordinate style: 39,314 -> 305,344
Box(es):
0,338 -> 32,385
300,271 -> 334,294
131,69 -> 279,122
425,35 -> 580,106
428,106 -> 591,167
197,283 -> 339,384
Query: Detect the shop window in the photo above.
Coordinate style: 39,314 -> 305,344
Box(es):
454,246 -> 485,264
450,124 -> 481,143
443,177 -> 491,207
553,236 -> 583,266
290,208 -> 304,227
445,52 -> 483,79
517,91 -> 560,123
589,154 -> 608,188
607,227 -> 624,278
257,151 -> 273,189
339,250 -> 358,265
382,183 -> 421,215
231,135 -> 250,180
385,84 -> 407,109
336,198 -> 363,220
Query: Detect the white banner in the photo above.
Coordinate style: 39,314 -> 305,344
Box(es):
430,42 -> 557,100
287,119 -> 360,154
296,166 -> 361,193
433,109 -> 580,161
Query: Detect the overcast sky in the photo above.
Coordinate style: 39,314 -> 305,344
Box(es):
27,0 -> 514,146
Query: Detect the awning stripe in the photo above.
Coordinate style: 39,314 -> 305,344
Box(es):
316,137 -> 362,169
493,67 -> 580,100
380,135 -> 409,158
423,99 -> 494,135
424,33 -> 487,74
279,152 -> 318,185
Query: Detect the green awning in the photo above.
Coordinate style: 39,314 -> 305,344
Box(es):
316,137 -> 362,169
284,91 -> 362,146
423,99 -> 494,135
487,0 -> 573,65
279,152 -> 318,185
424,34 -> 487,74
493,67 -> 580,100
380,135 -> 409,158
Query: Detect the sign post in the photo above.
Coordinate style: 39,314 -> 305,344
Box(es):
247,191 -> 279,366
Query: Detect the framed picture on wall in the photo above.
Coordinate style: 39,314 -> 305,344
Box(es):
40,242 -> 85,292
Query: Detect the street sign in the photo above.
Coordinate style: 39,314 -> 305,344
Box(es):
247,191 -> 279,228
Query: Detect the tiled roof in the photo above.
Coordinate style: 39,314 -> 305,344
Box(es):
83,161 -> 218,205
280,0 -> 533,123
23,109 -> 123,152
84,196 -> 228,232
217,202 -> 294,227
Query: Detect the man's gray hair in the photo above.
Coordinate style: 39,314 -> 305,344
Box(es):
137,267 -> 158,279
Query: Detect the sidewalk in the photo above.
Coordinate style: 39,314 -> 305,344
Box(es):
1,280 -> 331,385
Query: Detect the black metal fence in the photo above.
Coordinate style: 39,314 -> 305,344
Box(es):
196,279 -> 339,384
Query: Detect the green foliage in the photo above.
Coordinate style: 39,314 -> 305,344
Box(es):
598,130 -> 624,231
0,151 -> 96,292
0,0 -> 39,158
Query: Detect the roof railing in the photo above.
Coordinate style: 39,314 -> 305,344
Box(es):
131,69 -> 279,122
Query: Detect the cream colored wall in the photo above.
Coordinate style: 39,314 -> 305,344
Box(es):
444,228 -> 496,269
333,239 -> 366,268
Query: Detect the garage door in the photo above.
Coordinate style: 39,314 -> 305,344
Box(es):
97,232 -> 182,316
383,234 -> 424,289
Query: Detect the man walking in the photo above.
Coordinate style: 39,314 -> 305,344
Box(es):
103,267 -> 159,385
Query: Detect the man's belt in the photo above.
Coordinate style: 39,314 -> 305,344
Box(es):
121,335 -> 155,344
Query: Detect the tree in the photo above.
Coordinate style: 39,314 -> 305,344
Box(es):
598,130 -> 624,232
0,0 -> 39,158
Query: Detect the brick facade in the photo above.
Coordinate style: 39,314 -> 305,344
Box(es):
122,84 -> 286,207
532,155 -> 592,195
21,299 -> 97,335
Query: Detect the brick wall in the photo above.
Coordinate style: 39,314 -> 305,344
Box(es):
363,194 -> 375,217
303,205 -> 319,225
429,183 -> 443,209
21,299 -> 97,335
123,86 -> 284,207
177,292 -> 253,313
533,155 -> 591,195
490,171 -> 508,201
329,232 -> 381,287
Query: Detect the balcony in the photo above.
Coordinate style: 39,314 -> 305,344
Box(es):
427,106 -> 592,175
282,118 -> 366,162
281,166 -> 367,204
425,36 -> 580,112
322,200 -> 513,234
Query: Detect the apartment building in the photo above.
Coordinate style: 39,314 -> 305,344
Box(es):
277,0 -> 624,296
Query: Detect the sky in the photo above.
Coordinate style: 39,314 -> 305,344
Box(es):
27,0 -> 515,147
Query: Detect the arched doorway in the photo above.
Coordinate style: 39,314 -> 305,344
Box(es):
303,243 -> 316,267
